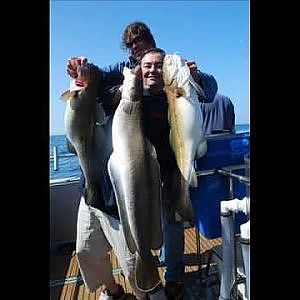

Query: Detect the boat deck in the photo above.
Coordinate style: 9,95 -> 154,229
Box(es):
50,226 -> 222,299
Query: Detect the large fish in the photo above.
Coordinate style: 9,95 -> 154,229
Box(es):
61,63 -> 110,208
163,54 -> 207,223
108,66 -> 163,292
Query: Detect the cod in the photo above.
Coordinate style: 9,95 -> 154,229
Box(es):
108,66 -> 163,292
61,63 -> 111,208
163,54 -> 208,223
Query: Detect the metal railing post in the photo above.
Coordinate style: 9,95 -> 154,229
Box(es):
53,146 -> 58,171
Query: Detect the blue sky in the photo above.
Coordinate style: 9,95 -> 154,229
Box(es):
50,0 -> 249,135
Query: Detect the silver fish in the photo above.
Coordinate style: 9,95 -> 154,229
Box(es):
61,64 -> 110,208
108,66 -> 163,292
163,54 -> 207,223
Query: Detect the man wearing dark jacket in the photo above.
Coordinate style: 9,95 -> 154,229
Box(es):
198,76 -> 235,134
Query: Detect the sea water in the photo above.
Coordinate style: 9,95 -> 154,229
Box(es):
50,124 -> 250,180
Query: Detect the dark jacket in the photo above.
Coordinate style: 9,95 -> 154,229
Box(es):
197,77 -> 235,134
201,93 -> 235,134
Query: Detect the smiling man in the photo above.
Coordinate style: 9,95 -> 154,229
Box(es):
141,49 -> 165,95
139,48 -> 185,300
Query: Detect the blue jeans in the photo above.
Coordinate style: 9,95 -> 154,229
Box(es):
159,206 -> 185,282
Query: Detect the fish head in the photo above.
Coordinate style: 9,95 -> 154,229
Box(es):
163,54 -> 191,92
122,66 -> 142,102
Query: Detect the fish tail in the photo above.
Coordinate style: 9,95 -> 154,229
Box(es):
190,166 -> 198,188
135,254 -> 161,292
176,192 -> 194,224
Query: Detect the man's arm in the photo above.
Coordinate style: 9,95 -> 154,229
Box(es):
198,71 -> 218,103
185,60 -> 218,103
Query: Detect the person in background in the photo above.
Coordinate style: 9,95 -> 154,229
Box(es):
200,88 -> 235,135
66,22 -> 231,300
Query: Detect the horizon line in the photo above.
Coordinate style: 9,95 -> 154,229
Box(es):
50,122 -> 250,137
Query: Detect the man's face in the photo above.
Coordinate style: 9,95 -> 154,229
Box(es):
129,36 -> 153,61
141,52 -> 164,94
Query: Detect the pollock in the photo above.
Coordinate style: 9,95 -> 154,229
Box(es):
61,63 -> 110,208
108,66 -> 163,292
163,54 -> 207,223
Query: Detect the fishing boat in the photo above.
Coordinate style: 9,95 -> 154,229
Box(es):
50,130 -> 250,300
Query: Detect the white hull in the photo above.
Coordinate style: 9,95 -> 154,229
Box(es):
50,178 -> 81,251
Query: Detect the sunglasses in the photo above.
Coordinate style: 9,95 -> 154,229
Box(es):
125,36 -> 144,48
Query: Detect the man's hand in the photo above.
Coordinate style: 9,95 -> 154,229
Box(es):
67,56 -> 89,87
186,60 -> 201,83
67,56 -> 88,78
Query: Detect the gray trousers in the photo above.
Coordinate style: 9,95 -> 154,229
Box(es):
76,197 -> 146,299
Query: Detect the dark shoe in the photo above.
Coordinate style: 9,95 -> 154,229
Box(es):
164,281 -> 183,300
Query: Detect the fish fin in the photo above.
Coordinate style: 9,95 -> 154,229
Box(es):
176,195 -> 194,224
195,138 -> 208,159
190,166 -> 198,188
95,102 -> 107,125
135,254 -> 161,292
107,155 -> 137,254
145,139 -> 163,250
146,138 -> 158,160
66,137 -> 77,155
60,90 -> 77,101
169,130 -> 176,154
175,212 -> 183,222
